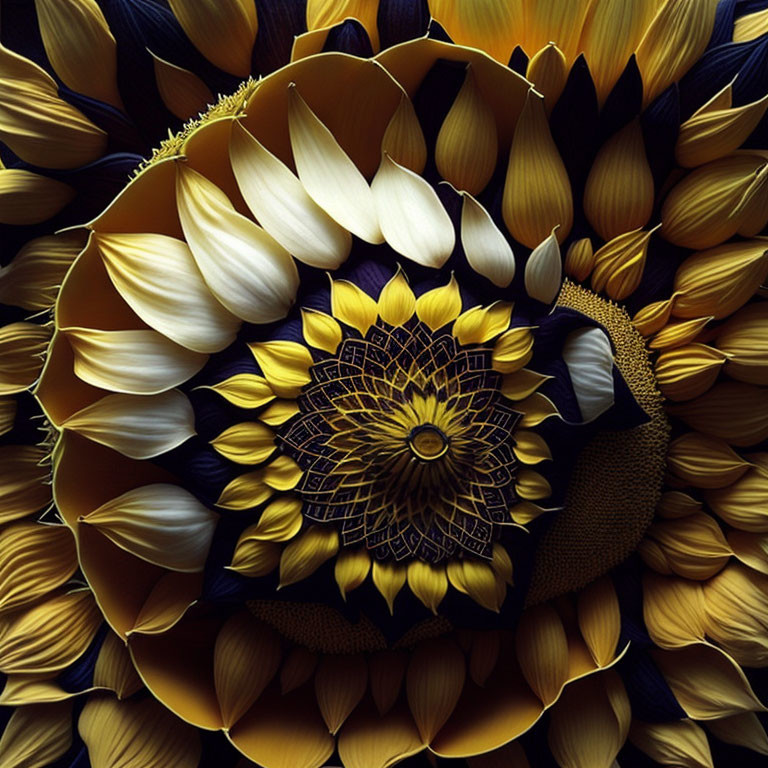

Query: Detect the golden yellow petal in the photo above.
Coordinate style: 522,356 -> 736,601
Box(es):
206,373 -> 275,409
704,454 -> 768,531
0,700 -> 73,768
500,369 -> 550,401
372,560 -> 407,614
514,392 -> 560,427
577,577 -> 621,667
564,237 -> 595,283
369,651 -> 407,716
301,308 -> 342,354
492,327 -> 535,374
650,316 -> 713,351
503,90 -> 573,248
249,340 -> 313,398
630,718 -> 714,768
0,170 -> 75,226
378,269 -> 417,326
512,430 -> 552,465
334,548 -> 371,600
515,468 -> 552,501
590,227 -> 655,301
407,561 -> 448,614
706,713 -> 768,756
633,295 -> 677,337
0,322 -> 51,396
733,7 -> 768,42
491,543 -> 514,586
229,536 -> 280,577
453,302 -> 513,346
214,612 -> 281,728
526,44 -> 568,114
306,0 -> 379,50
211,421 -> 276,465
279,525 -> 339,588
666,432 -> 751,488
642,572 -> 707,649
656,490 -> 703,519
0,445 -> 51,524
655,343 -> 728,401
509,500 -> 550,525
151,52 -> 214,122
263,455 -> 303,491
381,94 -> 427,175
315,653 -> 368,734
447,558 -> 502,612
168,0 -> 257,77
584,121 -> 654,242
716,302 -> 768,385
217,470 -> 273,511
415,276 -> 463,332
406,639 -> 465,743
331,278 -> 378,336
92,631 -> 142,699
259,399 -> 301,426
435,65 -> 498,194
247,496 -> 303,542
0,398 -> 15,437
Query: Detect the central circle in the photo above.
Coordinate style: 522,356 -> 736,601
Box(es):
408,424 -> 449,461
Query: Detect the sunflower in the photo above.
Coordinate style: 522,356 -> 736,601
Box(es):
2,1 -> 768,767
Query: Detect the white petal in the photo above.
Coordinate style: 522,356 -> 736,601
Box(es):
524,230 -> 562,304
229,122 -> 351,269
64,327 -> 207,395
562,327 -> 615,423
80,484 -> 217,572
62,390 -> 195,459
96,232 -> 239,354
460,193 -> 515,287
176,164 -> 299,324
371,154 -> 456,268
288,87 -> 382,244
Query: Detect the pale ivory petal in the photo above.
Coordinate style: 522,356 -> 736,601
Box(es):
150,52 -> 214,121
230,122 -> 351,268
168,0 -> 257,77
371,154 -> 455,268
176,164 -> 299,324
79,695 -> 201,768
562,327 -> 615,423
34,0 -> 121,108
461,193 -> 515,287
64,328 -> 207,395
288,87 -> 382,243
80,484 -> 217,572
62,391 -> 195,460
0,700 -> 73,768
524,230 -> 561,303
96,232 -> 240,354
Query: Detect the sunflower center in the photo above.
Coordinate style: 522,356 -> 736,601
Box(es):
408,424 -> 449,461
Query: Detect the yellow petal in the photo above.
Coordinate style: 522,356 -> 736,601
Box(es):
168,0 -> 257,77
289,87 -> 382,243
704,454 -> 768,531
633,295 -> 678,337
500,369 -> 550,401
513,430 -> 552,465
176,164 -> 299,323
315,653 -> 368,734
407,561 -> 448,614
667,382 -> 768,447
382,94 -> 427,174
81,484 -> 217,572
0,591 -> 101,674
655,343 -> 728,401
372,560 -> 406,614
0,445 -> 51,523
214,612 -> 281,727
263,455 -> 302,491
92,631 -> 142,699
584,120 -> 654,242
642,572 -> 707,649
435,65 -> 498,194
526,44 -> 568,113
229,536 -> 280,577
635,0 -> 718,106
453,302 -> 513,345
334,548 -> 371,599
514,392 -> 560,427
415,276 -> 463,331
230,122 -> 352,269
248,496 -> 303,542
331,279 -> 378,336
515,604 -> 569,705
79,695 -> 201,767
406,639 -> 465,743
524,230 -> 562,304
523,0 -> 594,64
577,577 -> 621,667
65,327 -> 207,395
249,340 -> 313,398
0,232 -> 82,312
651,316 -> 713,352
666,432 -> 751,488
218,470 -> 272,511
733,7 -> 768,42
0,523 -> 76,614
460,193 -> 516,287
301,309 -> 342,354
372,154 -> 456,267
0,45 -> 105,169
305,0 -> 379,50
279,525 -> 339,587
564,237 -> 595,283
0,169 -> 74,225
509,500 -> 551,524
378,269 -> 416,326
369,651 -> 407,716
211,421 -> 275,465
717,302 -> 768,385
207,373 -> 275,409
630,718 -> 714,768
706,713 -> 768,756
503,90 -> 573,248
280,647 -> 318,694
591,227 -> 655,302
259,399 -> 301,426
0,700 -> 73,768
0,322 -> 50,395
492,327 -> 535,374
657,490 -> 703,519
446,558 -> 501,612
63,390 -> 195,460
151,51 -> 213,121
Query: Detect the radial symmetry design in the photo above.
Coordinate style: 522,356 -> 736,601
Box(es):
2,1 -> 768,768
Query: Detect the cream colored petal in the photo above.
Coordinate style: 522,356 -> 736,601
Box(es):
630,719 -> 714,768
524,230 -> 561,304
0,170 -> 74,226
415,276 -> 463,331
563,327 -> 615,423
301,309 -> 342,354
371,154 -> 455,268
378,269 -> 416,326
62,390 -> 195,460
315,653 -> 368,734
168,0 -> 257,77
96,231 -> 240,354
151,52 -> 213,121
279,525 -> 339,587
289,87 -> 382,243
35,0 -> 120,108
176,164 -> 299,324
211,421 -> 276,465
207,373 -> 275,409
79,695 -> 201,768
64,327 -> 207,395
249,340 -> 313,399
331,279 -> 379,337
80,484 -> 217,572
230,122 -> 351,268
0,700 -> 73,768
461,193 -> 515,288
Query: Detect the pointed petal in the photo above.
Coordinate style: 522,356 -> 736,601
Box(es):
334,549 -> 371,599
0,700 -> 73,768
524,230 -> 561,304
301,309 -> 342,354
151,52 -> 213,121
378,268 -> 416,326
279,526 -> 339,587
211,421 -> 275,465
248,496 -> 303,542
315,653 -> 368,734
382,94 -> 427,174
372,560 -> 406,614
249,340 -> 314,398
208,374 -> 275,409
461,193 -> 516,288
407,561 -> 448,614
331,279 -> 378,336
562,327 -> 615,422
415,276 -> 463,331
0,170 -> 74,225
515,605 -> 569,705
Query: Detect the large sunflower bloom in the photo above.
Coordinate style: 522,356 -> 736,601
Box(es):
2,1 -> 768,767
